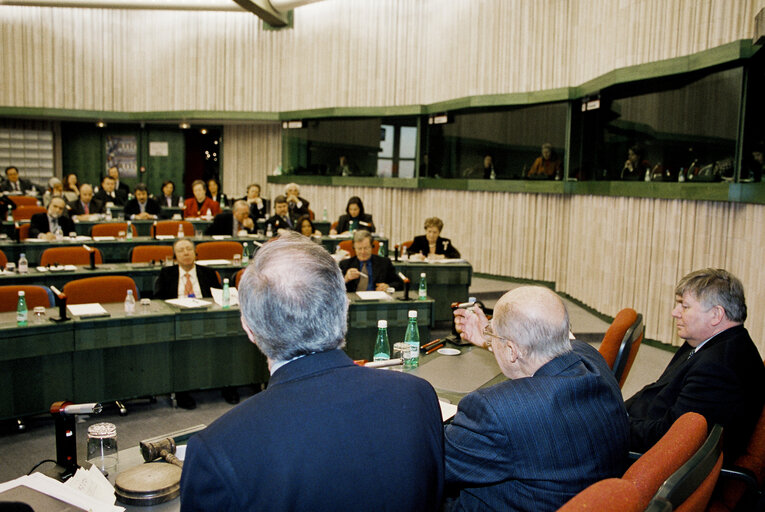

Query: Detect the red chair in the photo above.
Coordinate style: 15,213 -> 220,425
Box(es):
338,239 -> 380,258
0,249 -> 6,268
40,247 -> 103,266
0,285 -> 54,312
400,240 -> 414,252
308,208 -> 315,220
130,245 -> 174,264
235,268 -> 245,287
17,223 -> 31,241
91,222 -> 137,238
63,276 -> 138,304
598,308 -> 644,388
152,220 -> 194,237
196,241 -> 243,260
330,221 -> 338,232
8,196 -> 37,207
12,205 -> 46,220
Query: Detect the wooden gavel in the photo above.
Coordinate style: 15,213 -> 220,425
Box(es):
140,438 -> 183,468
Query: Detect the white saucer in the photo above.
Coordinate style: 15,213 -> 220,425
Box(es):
437,348 -> 460,356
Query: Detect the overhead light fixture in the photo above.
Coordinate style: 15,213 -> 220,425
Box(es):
200,128 -> 208,135
96,121 -> 107,128
179,122 -> 191,129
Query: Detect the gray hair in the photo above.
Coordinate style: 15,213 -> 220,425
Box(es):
352,229 -> 373,245
493,286 -> 571,360
675,268 -> 746,323
232,199 -> 249,211
48,177 -> 62,188
239,231 -> 348,362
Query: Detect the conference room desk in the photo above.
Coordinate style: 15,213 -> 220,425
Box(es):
392,260 -> 472,324
0,218 -> 215,238
255,218 -> 331,235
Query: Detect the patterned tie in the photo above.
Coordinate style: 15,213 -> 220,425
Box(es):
687,348 -> 696,360
184,273 -> 194,297
84,202 -> 89,214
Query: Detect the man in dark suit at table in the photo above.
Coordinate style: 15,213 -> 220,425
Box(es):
339,230 -> 402,292
1,166 -> 35,194
94,175 -> 126,207
154,238 -> 228,409
124,183 -> 161,220
205,200 -> 256,236
180,232 -> 444,511
625,268 -> 765,461
68,183 -> 105,220
449,286 -> 629,511
264,195 -> 293,235
29,197 -> 75,240
108,165 -> 131,197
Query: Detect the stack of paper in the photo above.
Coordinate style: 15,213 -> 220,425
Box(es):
67,303 -> 110,318
0,470 -> 124,512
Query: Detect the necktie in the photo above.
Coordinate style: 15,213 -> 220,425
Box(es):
51,218 -> 58,231
357,270 -> 368,293
184,273 -> 194,297
84,202 -> 89,214
284,216 -> 292,228
14,182 -> 19,191
687,348 -> 696,360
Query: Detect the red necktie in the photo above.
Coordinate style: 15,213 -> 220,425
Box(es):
184,274 -> 194,297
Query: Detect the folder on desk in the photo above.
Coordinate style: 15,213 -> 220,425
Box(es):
165,297 -> 212,309
67,303 -> 110,318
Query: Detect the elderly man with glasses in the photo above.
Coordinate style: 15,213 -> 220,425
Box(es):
447,286 -> 629,512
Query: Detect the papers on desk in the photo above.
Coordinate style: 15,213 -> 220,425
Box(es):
428,258 -> 467,264
165,297 -> 212,309
211,286 -> 239,306
355,291 -> 393,301
0,470 -> 124,512
211,235 -> 231,240
196,259 -> 232,266
155,235 -> 175,240
36,265 -> 77,272
439,399 -> 458,423
92,236 -> 116,241
67,303 -> 110,318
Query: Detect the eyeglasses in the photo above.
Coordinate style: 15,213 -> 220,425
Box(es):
482,324 -> 511,352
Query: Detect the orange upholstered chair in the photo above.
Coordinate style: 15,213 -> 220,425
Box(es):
151,220 -> 194,237
557,478 -> 644,512
9,196 -> 37,207
196,241 -> 243,260
91,222 -> 137,238
235,268 -> 245,287
130,245 -> 174,264
308,208 -> 315,220
17,223 -> 31,241
400,240 -> 414,252
0,249 -> 6,268
40,247 -> 103,266
330,221 -> 338,232
338,239 -> 380,258
63,276 -> 138,304
0,285 -> 54,312
12,205 -> 46,220
598,308 -> 644,388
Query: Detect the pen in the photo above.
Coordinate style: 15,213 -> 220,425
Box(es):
420,338 -> 442,351
358,272 -> 368,278
425,343 -> 445,355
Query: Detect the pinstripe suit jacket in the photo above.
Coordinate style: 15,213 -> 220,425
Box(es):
444,340 -> 629,512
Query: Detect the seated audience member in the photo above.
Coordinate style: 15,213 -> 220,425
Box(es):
157,180 -> 181,208
94,175 -> 126,206
42,177 -> 65,207
179,232 -> 444,511
107,165 -> 130,197
125,183 -> 161,220
243,183 -> 267,220
449,286 -> 629,511
408,217 -> 460,260
29,197 -> 75,239
295,214 -> 321,238
625,268 -> 765,460
747,142 -> 764,182
527,143 -> 562,179
338,230 -> 402,292
207,178 -> 228,208
63,173 -> 80,202
335,155 -> 358,176
205,200 -> 256,236
284,182 -> 310,219
620,144 -> 650,180
1,166 -> 35,194
68,183 -> 105,219
183,179 -> 220,218
264,195 -> 293,235
330,196 -> 375,234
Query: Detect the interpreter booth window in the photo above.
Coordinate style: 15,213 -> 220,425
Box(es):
421,102 -> 568,180
742,49 -> 764,182
570,66 -> 743,182
281,117 -> 418,178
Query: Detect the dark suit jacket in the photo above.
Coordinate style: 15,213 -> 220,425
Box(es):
408,235 -> 461,259
247,198 -> 268,220
336,213 -> 375,233
625,325 -> 765,460
205,212 -> 256,236
0,178 -> 34,193
339,254 -> 403,292
28,212 -> 75,238
94,188 -> 127,207
444,340 -> 629,512
264,214 -> 293,234
124,197 -> 162,219
287,196 -> 310,218
179,349 -> 444,511
155,194 -> 181,209
153,264 -> 220,299
68,198 -> 105,216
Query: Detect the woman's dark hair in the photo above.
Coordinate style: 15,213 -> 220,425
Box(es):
161,180 -> 175,195
295,214 -> 315,235
345,196 -> 365,217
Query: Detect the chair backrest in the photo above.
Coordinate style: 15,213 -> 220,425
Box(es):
0,249 -> 6,267
9,196 -> 37,206
599,308 -> 644,387
91,222 -> 137,238
401,240 -> 414,251
557,478 -> 644,512
308,208 -> 315,220
17,223 -> 31,241
63,276 -> 138,304
196,241 -> 243,260
652,424 -> 724,512
130,245 -> 174,264
613,313 -> 644,387
623,412 -> 709,509
235,268 -> 245,288
0,285 -> 54,312
13,205 -> 46,220
152,220 -> 194,237
40,247 -> 103,266
338,239 -> 380,258
331,221 -> 338,232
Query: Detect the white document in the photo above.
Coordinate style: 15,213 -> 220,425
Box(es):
355,291 -> 392,301
92,236 -> 116,241
211,235 -> 231,240
0,472 -> 124,512
211,286 -> 240,307
196,259 -> 231,266
429,258 -> 467,264
67,303 -> 110,318
64,465 -> 117,506
155,235 -> 175,240
165,297 -> 212,309
439,400 -> 458,423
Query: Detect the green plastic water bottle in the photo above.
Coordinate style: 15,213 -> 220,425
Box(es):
242,242 -> 250,265
418,272 -> 427,300
126,220 -> 133,240
16,291 -> 27,327
378,241 -> 387,258
373,320 -> 390,362
222,278 -> 230,309
404,310 -> 420,368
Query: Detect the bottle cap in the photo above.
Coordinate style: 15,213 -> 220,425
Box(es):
18,291 -> 25,296
420,272 -> 426,277
127,290 -> 133,295
223,278 -> 229,284
20,253 -> 25,258
468,296 -> 476,303
377,319 -> 387,328
408,310 -> 417,318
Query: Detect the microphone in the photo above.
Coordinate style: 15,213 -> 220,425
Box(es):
50,286 -> 70,322
50,401 -> 102,416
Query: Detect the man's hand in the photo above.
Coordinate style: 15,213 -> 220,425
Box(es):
454,305 -> 489,348
344,267 -> 361,283
242,217 -> 255,230
375,282 -> 388,291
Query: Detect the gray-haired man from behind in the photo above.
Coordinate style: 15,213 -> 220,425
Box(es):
180,232 -> 445,511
